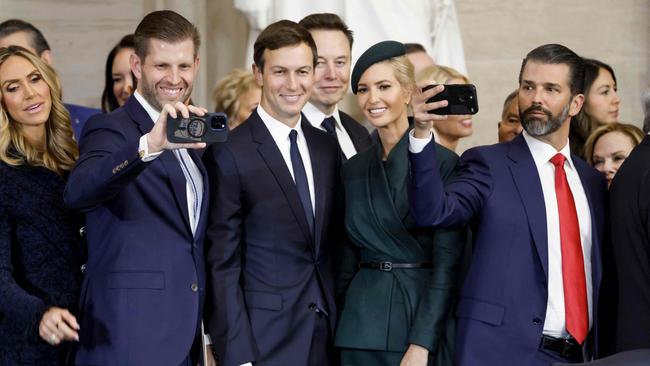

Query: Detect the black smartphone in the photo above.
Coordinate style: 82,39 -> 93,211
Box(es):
423,84 -> 479,115
167,112 -> 228,144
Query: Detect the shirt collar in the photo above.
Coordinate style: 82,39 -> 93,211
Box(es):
257,105 -> 305,141
522,130 -> 575,171
133,90 -> 160,124
302,102 -> 341,130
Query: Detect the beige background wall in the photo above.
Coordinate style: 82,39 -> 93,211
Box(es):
2,0 -> 648,150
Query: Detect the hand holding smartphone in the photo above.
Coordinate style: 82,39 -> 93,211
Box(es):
423,84 -> 479,115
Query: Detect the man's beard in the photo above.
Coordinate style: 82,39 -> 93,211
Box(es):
521,102 -> 570,137
140,73 -> 191,112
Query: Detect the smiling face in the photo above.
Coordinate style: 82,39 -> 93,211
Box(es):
132,38 -> 198,111
254,42 -> 314,127
309,29 -> 351,114
112,47 -> 135,107
0,55 -> 52,130
585,67 -> 620,124
356,61 -> 410,129
592,130 -> 635,186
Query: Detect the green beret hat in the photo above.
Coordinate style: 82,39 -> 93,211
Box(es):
351,40 -> 406,94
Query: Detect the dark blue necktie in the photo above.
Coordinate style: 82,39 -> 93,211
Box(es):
321,116 -> 338,142
289,130 -> 314,234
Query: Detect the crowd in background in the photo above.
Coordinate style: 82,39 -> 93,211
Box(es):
1,9 -> 650,366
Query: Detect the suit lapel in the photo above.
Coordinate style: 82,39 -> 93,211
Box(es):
302,120 -> 327,255
249,112 -> 314,245
507,135 -> 550,278
189,148 -> 209,241
124,96 -> 192,235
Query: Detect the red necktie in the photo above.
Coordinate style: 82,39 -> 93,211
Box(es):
550,153 -> 588,344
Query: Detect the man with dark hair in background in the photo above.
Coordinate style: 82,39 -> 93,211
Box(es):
64,10 -> 209,365
405,42 -> 436,76
408,44 -> 607,364
0,19 -> 101,140
203,19 -> 339,366
299,13 -> 371,159
498,89 -> 523,142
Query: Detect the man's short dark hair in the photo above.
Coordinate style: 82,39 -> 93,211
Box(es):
502,89 -> 518,119
518,44 -> 585,96
0,19 -> 50,56
298,13 -> 353,49
253,20 -> 317,71
404,43 -> 427,55
134,10 -> 200,61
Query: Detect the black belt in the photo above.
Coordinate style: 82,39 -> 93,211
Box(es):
358,261 -> 431,272
539,335 -> 583,362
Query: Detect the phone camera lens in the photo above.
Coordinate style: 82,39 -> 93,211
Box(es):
210,115 -> 227,130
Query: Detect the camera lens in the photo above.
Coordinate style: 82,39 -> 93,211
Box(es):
210,115 -> 227,130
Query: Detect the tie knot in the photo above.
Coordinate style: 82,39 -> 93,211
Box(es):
321,116 -> 336,135
289,129 -> 298,143
550,153 -> 566,168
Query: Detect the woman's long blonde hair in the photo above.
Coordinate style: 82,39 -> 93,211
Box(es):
0,46 -> 78,173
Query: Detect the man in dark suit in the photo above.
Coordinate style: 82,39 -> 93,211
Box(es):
407,44 -> 607,365
607,133 -> 650,352
203,20 -> 339,366
64,11 -> 209,366
298,13 -> 371,159
0,19 -> 100,140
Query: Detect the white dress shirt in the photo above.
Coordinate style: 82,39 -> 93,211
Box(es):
302,102 -> 358,160
522,131 -> 593,338
258,105 -> 316,214
135,91 -> 203,235
408,130 -> 594,338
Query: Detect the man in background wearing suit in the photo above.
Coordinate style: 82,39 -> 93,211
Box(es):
407,44 -> 607,365
607,131 -> 650,353
0,19 -> 100,140
203,20 -> 339,366
64,10 -> 209,366
299,13 -> 371,159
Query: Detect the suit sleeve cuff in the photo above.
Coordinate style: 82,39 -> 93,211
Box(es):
408,130 -> 433,153
139,134 -> 163,162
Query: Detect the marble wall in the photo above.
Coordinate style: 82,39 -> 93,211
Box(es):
2,0 -> 648,149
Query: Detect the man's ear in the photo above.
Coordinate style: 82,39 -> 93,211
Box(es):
253,63 -> 263,87
569,93 -> 585,117
40,50 -> 53,65
130,53 -> 142,82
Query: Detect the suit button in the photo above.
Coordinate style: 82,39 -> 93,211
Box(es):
79,226 -> 86,237
308,303 -> 316,311
533,317 -> 542,325
80,264 -> 87,274
191,283 -> 198,292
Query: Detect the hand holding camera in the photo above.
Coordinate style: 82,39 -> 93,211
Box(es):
411,81 -> 448,138
146,102 -> 208,154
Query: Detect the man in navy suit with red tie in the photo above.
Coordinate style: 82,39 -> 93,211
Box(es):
407,44 -> 607,365
64,11 -> 209,366
203,20 -> 339,366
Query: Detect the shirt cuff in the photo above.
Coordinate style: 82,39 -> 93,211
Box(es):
408,129 -> 433,153
240,363 -> 253,366
139,134 -> 163,162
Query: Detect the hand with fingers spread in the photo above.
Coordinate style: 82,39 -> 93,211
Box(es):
411,80 -> 449,139
146,101 -> 208,154
38,307 -> 80,346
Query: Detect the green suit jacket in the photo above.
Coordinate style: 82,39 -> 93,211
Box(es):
334,129 -> 465,364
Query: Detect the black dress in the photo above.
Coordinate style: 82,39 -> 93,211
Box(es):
0,161 -> 85,365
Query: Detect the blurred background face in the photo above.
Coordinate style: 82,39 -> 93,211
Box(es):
585,67 -> 620,124
592,130 -> 635,186
0,55 -> 52,127
112,47 -> 134,107
231,85 -> 261,129
434,77 -> 473,139
356,62 -> 410,129
498,98 -> 522,142
310,29 -> 351,112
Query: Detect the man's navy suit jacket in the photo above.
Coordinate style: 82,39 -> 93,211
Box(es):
408,134 -> 607,366
202,111 -> 339,366
64,96 -> 208,365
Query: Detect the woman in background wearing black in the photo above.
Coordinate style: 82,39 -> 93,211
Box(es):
0,45 -> 84,365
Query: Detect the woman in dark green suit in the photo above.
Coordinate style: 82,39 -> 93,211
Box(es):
335,41 -> 465,366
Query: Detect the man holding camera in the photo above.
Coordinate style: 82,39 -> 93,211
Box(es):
202,20 -> 339,366
64,10 -> 209,366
